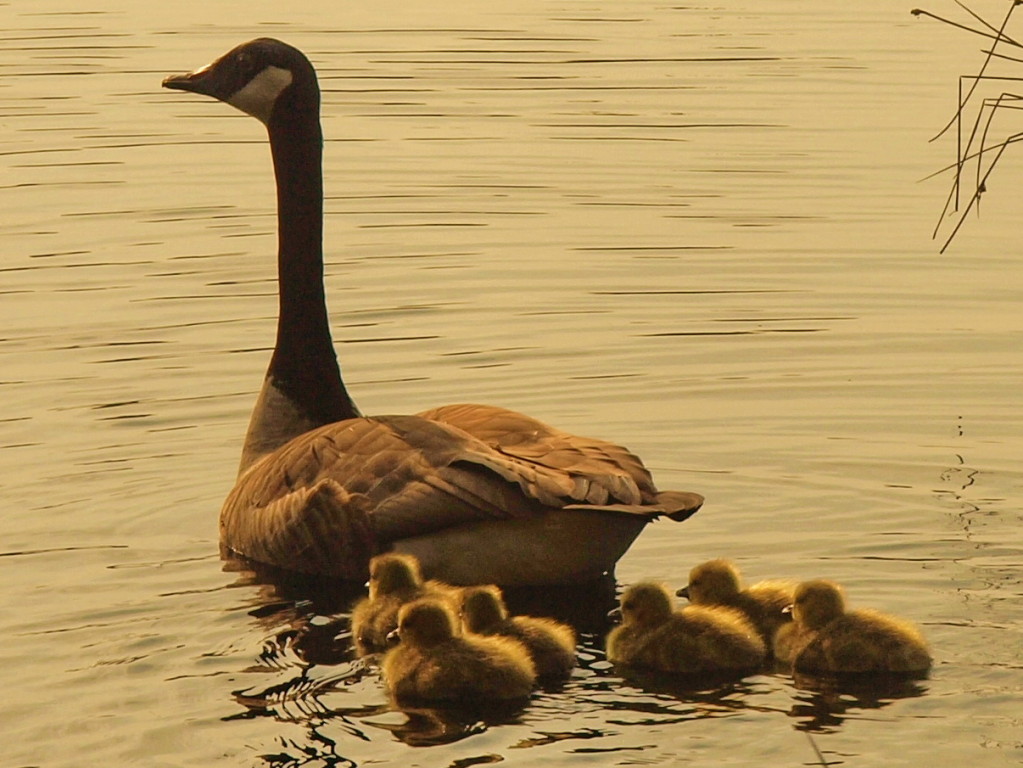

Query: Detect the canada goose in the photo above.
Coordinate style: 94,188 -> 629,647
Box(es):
606,581 -> 766,674
773,579 -> 932,674
459,584 -> 576,677
382,598 -> 536,702
677,559 -> 796,645
162,38 -> 703,585
350,553 -> 460,655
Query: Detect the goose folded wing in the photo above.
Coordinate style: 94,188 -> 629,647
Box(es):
221,413 -> 674,552
417,403 -> 656,504
418,403 -> 702,518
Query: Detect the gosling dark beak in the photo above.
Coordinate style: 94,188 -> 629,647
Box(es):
781,604 -> 793,615
676,585 -> 691,599
386,628 -> 400,644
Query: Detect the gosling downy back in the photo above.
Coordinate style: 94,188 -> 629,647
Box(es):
460,585 -> 576,677
679,559 -> 795,644
607,581 -> 766,674
351,553 -> 458,654
776,579 -> 932,674
382,598 -> 536,702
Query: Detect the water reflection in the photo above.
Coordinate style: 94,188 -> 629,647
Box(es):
590,671 -> 780,726
218,550 -> 939,762
368,701 -> 527,748
219,553 -> 797,758
258,733 -> 362,768
8,2 -> 1009,763
785,672 -> 930,733
219,553 -> 619,748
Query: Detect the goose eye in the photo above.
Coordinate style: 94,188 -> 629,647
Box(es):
234,51 -> 263,80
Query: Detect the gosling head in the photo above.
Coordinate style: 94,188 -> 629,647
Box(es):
790,579 -> 846,630
617,582 -> 675,627
679,559 -> 742,604
460,585 -> 508,634
163,37 -> 317,125
390,599 -> 457,648
367,553 -> 423,599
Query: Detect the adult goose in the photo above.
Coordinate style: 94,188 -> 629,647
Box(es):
162,38 -> 703,585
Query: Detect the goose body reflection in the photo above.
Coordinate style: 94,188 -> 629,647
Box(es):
774,580 -> 932,674
162,38 -> 703,586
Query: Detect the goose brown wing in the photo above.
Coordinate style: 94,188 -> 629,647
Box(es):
418,403 -> 702,519
221,413 -> 659,552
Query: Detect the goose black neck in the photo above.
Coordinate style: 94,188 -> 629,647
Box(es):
265,95 -> 359,425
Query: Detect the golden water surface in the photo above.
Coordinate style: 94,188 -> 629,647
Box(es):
2,0 -> 1022,765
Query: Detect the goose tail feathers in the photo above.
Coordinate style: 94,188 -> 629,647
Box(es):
562,490 -> 703,521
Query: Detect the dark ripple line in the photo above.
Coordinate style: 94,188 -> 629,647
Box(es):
321,27 -> 506,34
578,245 -> 728,251
467,36 -> 598,42
541,122 -> 777,129
640,328 -> 823,337
5,43 -> 145,52
0,32 -> 122,42
549,135 -> 691,142
359,222 -> 487,228
355,47 -> 570,55
0,544 -> 128,559
343,335 -> 440,344
0,260 -> 151,274
368,55 -> 781,64
566,55 -> 782,63
714,316 -> 854,323
2,110 -> 92,118
458,85 -> 700,91
347,209 -> 544,216
593,289 -> 793,295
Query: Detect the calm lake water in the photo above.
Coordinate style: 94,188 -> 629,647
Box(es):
3,0 -> 1022,765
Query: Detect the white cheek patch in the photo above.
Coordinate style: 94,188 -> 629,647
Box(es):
227,65 -> 293,124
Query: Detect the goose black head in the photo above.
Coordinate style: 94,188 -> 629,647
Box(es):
162,38 -> 318,125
